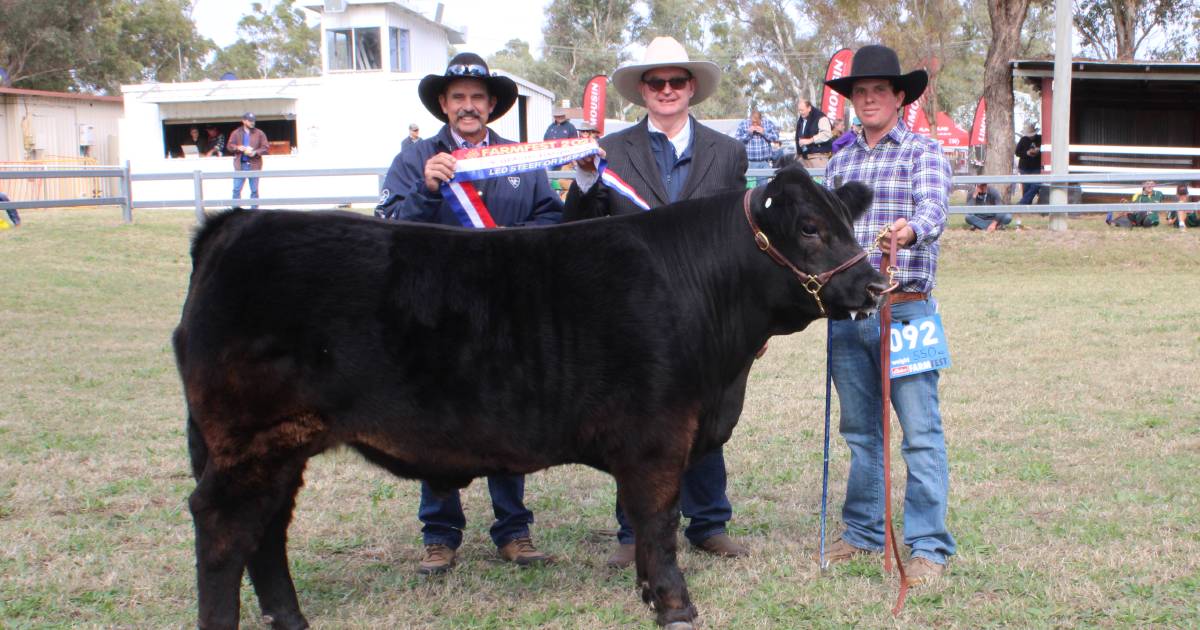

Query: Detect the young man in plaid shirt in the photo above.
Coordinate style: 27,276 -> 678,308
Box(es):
820,44 -> 955,586
735,110 -> 778,185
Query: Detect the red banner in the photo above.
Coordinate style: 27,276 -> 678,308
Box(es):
934,112 -> 968,147
582,75 -> 607,135
969,97 -> 986,147
820,48 -> 854,122
902,96 -> 931,137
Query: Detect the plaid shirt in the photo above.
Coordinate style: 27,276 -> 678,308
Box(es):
824,121 -> 950,294
735,118 -> 780,162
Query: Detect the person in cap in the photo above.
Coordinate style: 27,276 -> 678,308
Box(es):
1015,122 -> 1043,205
201,122 -> 225,157
374,52 -> 561,575
544,104 -> 579,141
820,44 -> 955,586
564,36 -> 751,568
227,112 -> 269,209
401,123 -> 421,152
576,120 -> 599,140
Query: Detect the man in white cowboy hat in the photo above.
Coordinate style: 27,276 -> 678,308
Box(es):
1014,121 -> 1043,205
820,44 -> 954,586
374,52 -> 562,575
564,36 -> 751,568
544,102 -> 579,140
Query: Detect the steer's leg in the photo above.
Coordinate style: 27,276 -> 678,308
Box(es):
190,455 -> 308,630
246,466 -> 309,630
615,469 -> 697,628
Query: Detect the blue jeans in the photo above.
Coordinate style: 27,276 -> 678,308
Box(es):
232,161 -> 259,208
419,474 -> 532,550
830,298 -> 955,565
1018,167 -> 1042,205
614,448 -> 732,546
965,213 -> 1012,230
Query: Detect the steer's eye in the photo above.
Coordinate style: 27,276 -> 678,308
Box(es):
799,223 -> 820,238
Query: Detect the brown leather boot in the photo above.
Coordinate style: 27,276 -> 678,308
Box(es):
904,557 -> 946,587
606,543 -> 635,568
817,538 -> 879,565
692,533 -> 749,558
497,537 -> 552,566
417,544 -> 456,575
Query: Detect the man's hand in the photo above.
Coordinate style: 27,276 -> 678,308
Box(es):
891,217 -> 916,247
424,153 -> 457,192
574,148 -> 605,174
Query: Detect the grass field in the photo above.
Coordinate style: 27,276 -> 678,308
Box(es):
1,208 -> 1197,629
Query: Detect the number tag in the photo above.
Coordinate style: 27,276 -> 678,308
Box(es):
888,314 -> 951,378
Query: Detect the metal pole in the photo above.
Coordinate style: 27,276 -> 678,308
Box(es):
1049,0 -> 1073,232
120,160 -> 133,223
193,170 -> 206,224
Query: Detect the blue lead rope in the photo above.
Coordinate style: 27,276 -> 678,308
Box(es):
819,317 -> 833,571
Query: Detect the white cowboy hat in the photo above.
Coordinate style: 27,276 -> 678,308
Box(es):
611,37 -> 721,107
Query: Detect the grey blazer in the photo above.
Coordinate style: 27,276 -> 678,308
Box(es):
564,116 -> 748,220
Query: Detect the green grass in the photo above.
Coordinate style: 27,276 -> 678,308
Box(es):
1,208 -> 1198,628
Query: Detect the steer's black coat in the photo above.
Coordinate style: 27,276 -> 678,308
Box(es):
175,164 -> 883,629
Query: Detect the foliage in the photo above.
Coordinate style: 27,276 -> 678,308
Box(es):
207,0 -> 320,80
1073,0 -> 1199,60
0,0 -> 212,93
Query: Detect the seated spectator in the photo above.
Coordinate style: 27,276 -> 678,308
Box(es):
201,123 -> 225,157
0,192 -> 18,228
964,183 -> 1011,231
1166,184 -> 1198,230
1109,180 -> 1162,227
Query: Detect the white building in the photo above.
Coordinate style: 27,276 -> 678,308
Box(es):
120,0 -> 555,206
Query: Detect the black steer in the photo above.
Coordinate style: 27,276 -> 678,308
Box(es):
174,163 -> 884,629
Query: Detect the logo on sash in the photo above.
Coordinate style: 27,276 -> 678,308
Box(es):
507,176 -> 521,189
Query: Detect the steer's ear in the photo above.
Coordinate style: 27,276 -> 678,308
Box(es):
834,181 -> 873,221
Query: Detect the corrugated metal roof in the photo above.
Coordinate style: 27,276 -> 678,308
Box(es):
0,87 -> 122,103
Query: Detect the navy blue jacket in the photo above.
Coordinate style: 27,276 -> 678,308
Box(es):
543,120 -> 579,141
375,125 -> 562,227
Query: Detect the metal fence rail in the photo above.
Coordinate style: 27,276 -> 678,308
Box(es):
3,163 -> 1200,224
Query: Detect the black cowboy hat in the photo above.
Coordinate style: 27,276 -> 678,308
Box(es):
418,52 -> 518,123
824,45 -> 928,107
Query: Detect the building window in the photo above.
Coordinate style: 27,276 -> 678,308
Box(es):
390,27 -> 410,72
327,27 -> 381,71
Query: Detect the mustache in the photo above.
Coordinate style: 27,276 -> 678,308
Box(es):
454,108 -> 482,119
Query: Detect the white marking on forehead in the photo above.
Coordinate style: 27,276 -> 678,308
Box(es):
764,197 -> 772,208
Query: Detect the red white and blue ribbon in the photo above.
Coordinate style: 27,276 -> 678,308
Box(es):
440,138 -> 650,228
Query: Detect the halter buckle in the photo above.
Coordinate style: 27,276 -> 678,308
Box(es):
754,231 -> 771,251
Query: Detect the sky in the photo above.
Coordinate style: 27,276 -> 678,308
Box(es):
190,0 -> 548,57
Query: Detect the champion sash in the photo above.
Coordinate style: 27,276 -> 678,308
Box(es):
441,138 -> 650,227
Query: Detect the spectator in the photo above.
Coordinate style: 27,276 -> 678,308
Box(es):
201,123 -> 225,157
227,112 -> 270,209
1109,180 -> 1162,228
400,123 -> 421,152
832,116 -> 861,154
735,109 -> 779,186
577,120 -> 599,140
564,36 -> 751,569
0,192 -> 18,228
181,127 -> 202,156
373,52 -> 561,576
544,105 -> 579,140
1167,184 -> 1198,230
964,183 -> 1011,231
795,99 -> 833,168
1015,122 -> 1043,205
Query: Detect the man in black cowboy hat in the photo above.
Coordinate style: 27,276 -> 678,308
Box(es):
820,44 -> 955,586
375,52 -> 562,576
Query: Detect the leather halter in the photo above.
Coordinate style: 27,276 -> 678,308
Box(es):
878,227 -> 910,615
742,189 -> 868,316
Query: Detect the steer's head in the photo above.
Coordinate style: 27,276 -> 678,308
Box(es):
748,163 -> 887,327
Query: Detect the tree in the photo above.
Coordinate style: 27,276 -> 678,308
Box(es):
537,0 -> 635,118
207,0 -> 319,80
981,0 -> 1032,183
1074,0 -> 1197,60
0,0 -> 211,93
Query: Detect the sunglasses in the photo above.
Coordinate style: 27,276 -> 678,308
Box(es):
446,63 -> 490,78
642,76 -> 691,92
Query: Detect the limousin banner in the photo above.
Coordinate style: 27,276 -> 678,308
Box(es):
820,48 -> 853,122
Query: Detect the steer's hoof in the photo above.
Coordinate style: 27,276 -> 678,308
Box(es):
664,623 -> 694,630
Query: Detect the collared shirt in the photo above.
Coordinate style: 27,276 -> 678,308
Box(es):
646,117 -> 692,163
824,121 -> 950,294
450,128 -> 490,148
734,117 -> 780,161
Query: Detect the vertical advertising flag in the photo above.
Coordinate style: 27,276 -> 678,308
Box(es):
583,75 -> 608,135
934,112 -> 969,147
969,97 -> 987,147
903,95 -> 932,137
820,48 -> 854,121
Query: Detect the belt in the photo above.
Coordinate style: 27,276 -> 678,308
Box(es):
887,291 -> 927,305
